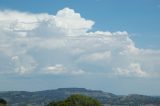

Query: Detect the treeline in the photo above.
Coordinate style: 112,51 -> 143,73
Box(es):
0,98 -> 7,105
47,94 -> 102,106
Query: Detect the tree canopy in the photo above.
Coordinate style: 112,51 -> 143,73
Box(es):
47,94 -> 102,106
0,98 -> 7,104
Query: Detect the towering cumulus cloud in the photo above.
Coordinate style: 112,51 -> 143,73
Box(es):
0,8 -> 160,77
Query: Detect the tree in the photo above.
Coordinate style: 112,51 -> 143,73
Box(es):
0,98 -> 7,106
47,94 -> 102,106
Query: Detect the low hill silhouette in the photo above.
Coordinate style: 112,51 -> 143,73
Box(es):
0,88 -> 160,106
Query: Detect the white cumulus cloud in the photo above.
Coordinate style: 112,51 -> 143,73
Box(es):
116,63 -> 149,77
44,64 -> 85,75
0,8 -> 160,77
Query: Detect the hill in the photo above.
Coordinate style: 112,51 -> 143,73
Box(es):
0,88 -> 160,106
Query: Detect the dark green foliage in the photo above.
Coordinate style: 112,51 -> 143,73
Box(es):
47,94 -> 102,106
0,98 -> 7,104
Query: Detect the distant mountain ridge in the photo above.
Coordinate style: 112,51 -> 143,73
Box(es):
0,88 -> 160,106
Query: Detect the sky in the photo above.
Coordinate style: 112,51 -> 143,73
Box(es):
0,0 -> 160,95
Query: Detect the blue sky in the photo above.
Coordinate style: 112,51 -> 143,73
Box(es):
0,0 -> 160,95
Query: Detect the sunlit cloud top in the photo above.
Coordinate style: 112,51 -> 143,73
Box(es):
0,8 -> 160,78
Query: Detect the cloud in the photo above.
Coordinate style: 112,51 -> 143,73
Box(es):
55,8 -> 94,36
44,64 -> 66,74
80,51 -> 111,62
115,63 -> 149,77
0,8 -> 160,77
11,55 -> 37,75
44,64 -> 85,75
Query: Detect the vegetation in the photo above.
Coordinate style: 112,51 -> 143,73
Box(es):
0,98 -> 7,105
47,94 -> 102,106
